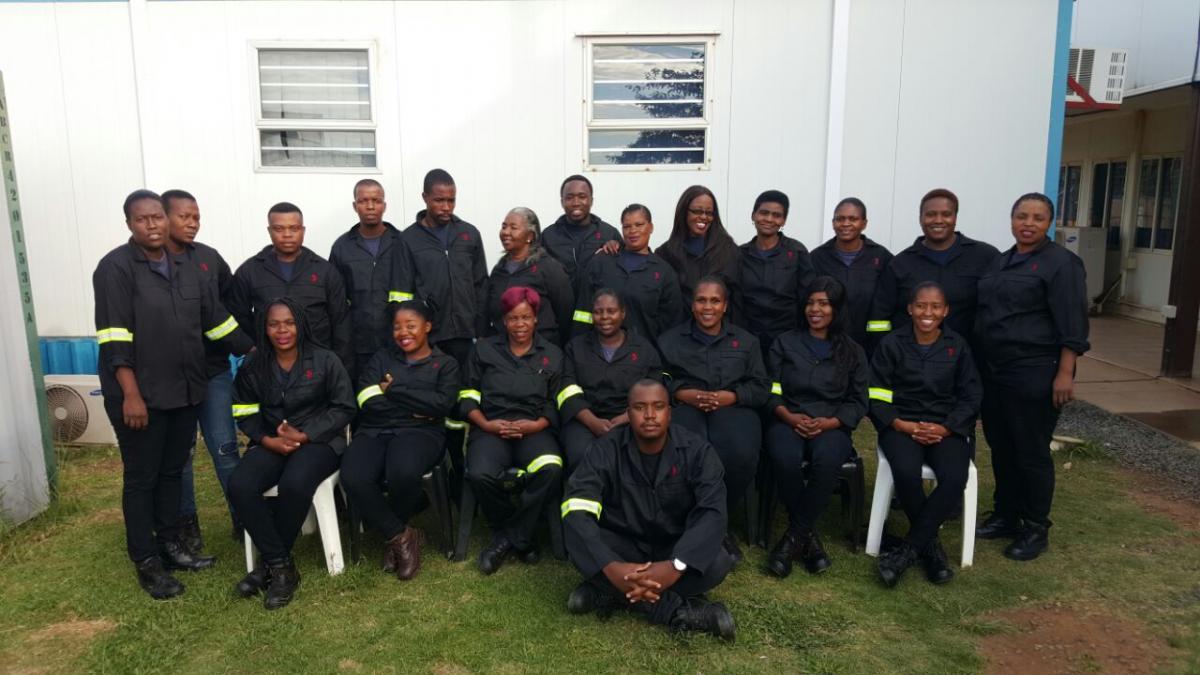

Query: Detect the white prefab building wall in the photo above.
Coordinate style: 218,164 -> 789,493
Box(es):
0,0 -> 1060,338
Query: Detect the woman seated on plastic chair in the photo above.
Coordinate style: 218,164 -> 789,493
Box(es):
657,275 -> 770,563
228,298 -> 356,609
459,286 -> 565,575
341,300 -> 460,581
559,288 -> 663,475
764,276 -> 868,578
868,281 -> 981,588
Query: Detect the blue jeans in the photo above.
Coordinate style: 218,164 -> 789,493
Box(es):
179,369 -> 240,520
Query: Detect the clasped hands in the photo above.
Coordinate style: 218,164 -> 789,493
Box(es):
892,419 -> 951,446
262,419 -> 309,455
603,560 -> 682,604
677,388 -> 736,413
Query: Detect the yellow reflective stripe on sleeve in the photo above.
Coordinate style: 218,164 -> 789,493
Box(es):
96,327 -> 134,344
868,387 -> 894,403
388,291 -> 414,303
357,385 -> 384,408
572,310 -> 594,325
444,419 -> 466,430
457,389 -> 482,403
232,403 -> 260,418
556,384 -> 584,409
771,381 -> 783,396
527,454 -> 563,473
204,315 -> 238,341
561,498 -> 603,519
866,320 -> 893,333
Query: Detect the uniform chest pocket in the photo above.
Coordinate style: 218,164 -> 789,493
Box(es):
290,279 -> 327,304
718,350 -> 749,381
402,366 -> 440,391
995,274 -> 1043,311
657,478 -> 694,519
921,355 -> 958,393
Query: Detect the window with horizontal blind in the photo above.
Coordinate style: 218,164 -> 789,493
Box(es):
255,47 -> 376,170
584,37 -> 713,169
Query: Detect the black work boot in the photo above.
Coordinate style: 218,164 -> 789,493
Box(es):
135,556 -> 185,600
877,541 -> 918,588
766,530 -> 800,578
797,528 -> 832,575
478,536 -> 514,575
161,540 -> 216,571
516,544 -> 540,565
263,558 -> 300,610
179,512 -> 205,554
235,563 -> 270,598
722,533 -> 743,565
976,512 -> 1023,539
669,598 -> 736,641
920,538 -> 954,584
1004,522 -> 1049,561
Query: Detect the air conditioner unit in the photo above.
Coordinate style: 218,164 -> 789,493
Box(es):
44,374 -> 116,445
1066,48 -> 1127,109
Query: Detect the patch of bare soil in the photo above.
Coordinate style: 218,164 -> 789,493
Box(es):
979,604 -> 1172,675
2,616 -> 116,674
1122,468 -> 1200,532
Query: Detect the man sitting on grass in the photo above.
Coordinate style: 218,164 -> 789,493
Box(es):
561,379 -> 735,640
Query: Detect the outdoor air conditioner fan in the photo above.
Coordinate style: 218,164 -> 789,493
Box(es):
43,375 -> 117,445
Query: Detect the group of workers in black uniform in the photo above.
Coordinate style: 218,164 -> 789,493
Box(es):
93,171 -> 1089,641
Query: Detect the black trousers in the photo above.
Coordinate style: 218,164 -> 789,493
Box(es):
561,418 -> 604,476
437,338 -> 474,476
981,363 -> 1060,527
879,428 -> 970,551
465,428 -> 562,550
228,443 -> 340,564
671,405 -> 760,510
765,423 -> 854,532
341,429 -> 444,540
104,400 -> 198,563
578,528 -> 733,625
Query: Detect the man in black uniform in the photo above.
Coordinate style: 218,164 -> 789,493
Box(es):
562,379 -> 735,640
329,179 -> 411,379
229,202 -> 353,367
811,197 -> 892,352
95,189 -> 253,599
541,175 -> 621,289
162,189 -> 247,552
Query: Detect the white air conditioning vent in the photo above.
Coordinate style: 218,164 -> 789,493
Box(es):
1067,48 -> 1127,107
44,374 -> 116,445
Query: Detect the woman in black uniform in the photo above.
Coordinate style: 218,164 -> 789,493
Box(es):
974,193 -> 1089,561
869,282 -> 981,588
573,204 -> 684,348
482,207 -> 574,345
810,198 -> 892,351
559,289 -> 663,473
228,299 -> 356,609
655,186 -> 741,306
459,286 -> 565,574
341,301 -> 460,581
657,276 -> 770,560
764,277 -> 868,578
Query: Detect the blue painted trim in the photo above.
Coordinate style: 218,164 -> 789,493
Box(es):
1045,0 -> 1073,239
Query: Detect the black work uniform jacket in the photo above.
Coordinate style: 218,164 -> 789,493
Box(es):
541,214 -> 622,288
354,345 -> 460,437
230,246 -> 353,367
559,330 -> 663,422
656,238 -> 742,318
562,424 -> 728,578
974,239 -> 1090,371
572,249 -> 685,349
657,320 -> 770,409
736,234 -> 816,347
329,221 -> 412,360
482,254 -> 574,346
176,241 -> 248,379
232,347 -> 356,452
867,325 -> 982,438
94,241 -> 252,409
457,334 -> 564,425
868,232 -> 1000,341
402,213 -> 488,344
767,329 -> 869,430
810,236 -> 893,350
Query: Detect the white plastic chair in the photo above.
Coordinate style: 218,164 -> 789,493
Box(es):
244,470 -> 345,575
865,447 -> 978,568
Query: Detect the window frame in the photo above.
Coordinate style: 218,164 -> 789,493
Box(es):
1057,163 -> 1082,229
249,40 -> 380,174
1089,159 -> 1127,251
1132,154 -> 1183,253
581,34 -> 717,172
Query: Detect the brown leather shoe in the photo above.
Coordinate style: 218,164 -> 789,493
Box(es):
392,527 -> 424,581
382,534 -> 400,573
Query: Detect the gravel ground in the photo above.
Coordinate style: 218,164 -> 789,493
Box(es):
1056,400 -> 1200,501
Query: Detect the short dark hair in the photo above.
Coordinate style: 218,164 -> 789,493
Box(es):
268,202 -> 303,219
834,197 -> 867,220
423,169 -> 455,194
693,274 -> 728,301
353,178 -> 384,199
920,188 -> 959,215
591,287 -> 624,311
391,299 -> 433,324
621,203 -> 652,223
628,378 -> 668,399
160,189 -> 196,215
909,280 -> 947,304
753,189 -> 790,217
1011,192 -> 1055,220
123,189 -> 162,220
560,174 -> 593,197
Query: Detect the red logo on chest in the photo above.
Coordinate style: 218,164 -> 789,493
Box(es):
631,351 -> 639,362
787,250 -> 794,259
305,369 -> 313,380
200,262 -> 209,272
731,339 -> 739,349
460,233 -> 470,241
1031,263 -> 1039,272
670,465 -> 679,477
872,257 -> 880,267
433,361 -> 440,369
542,356 -> 550,367
530,264 -> 538,274
595,232 -> 602,240
947,347 -> 955,357
310,273 -> 319,283
654,271 -> 661,281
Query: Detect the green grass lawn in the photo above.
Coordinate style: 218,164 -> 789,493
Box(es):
1,428 -> 1198,674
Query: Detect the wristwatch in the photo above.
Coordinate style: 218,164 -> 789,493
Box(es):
672,558 -> 688,572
